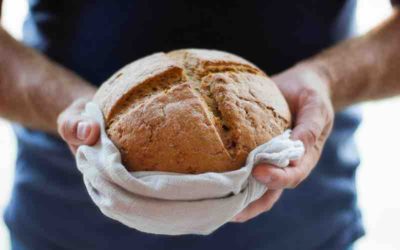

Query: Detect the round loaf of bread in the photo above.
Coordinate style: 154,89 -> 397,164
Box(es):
94,49 -> 291,174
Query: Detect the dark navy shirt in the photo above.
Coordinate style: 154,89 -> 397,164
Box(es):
5,1 -> 365,249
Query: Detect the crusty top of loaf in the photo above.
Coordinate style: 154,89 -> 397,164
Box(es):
94,49 -> 291,174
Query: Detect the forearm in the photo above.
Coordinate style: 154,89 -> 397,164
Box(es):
0,26 -> 96,134
302,8 -> 400,111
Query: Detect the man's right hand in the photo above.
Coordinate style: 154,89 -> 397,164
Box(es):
57,97 -> 100,154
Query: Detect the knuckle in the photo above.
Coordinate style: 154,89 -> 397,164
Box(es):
326,103 -> 334,118
272,168 -> 290,188
287,174 -> 301,188
288,177 -> 303,189
62,118 -> 79,142
313,142 -> 323,152
299,87 -> 318,105
321,102 -> 334,124
287,168 -> 306,189
282,176 -> 293,189
302,125 -> 319,146
308,120 -> 322,133
302,86 -> 318,98
262,201 -> 275,212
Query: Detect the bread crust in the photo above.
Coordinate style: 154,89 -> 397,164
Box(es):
94,49 -> 291,174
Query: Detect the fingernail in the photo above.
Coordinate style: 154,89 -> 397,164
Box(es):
77,122 -> 91,140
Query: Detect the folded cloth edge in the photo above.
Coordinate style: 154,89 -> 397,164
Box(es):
75,102 -> 304,235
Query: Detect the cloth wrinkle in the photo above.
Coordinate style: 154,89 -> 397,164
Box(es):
76,102 -> 304,235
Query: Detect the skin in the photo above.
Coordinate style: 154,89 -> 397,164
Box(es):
233,7 -> 400,222
0,1 -> 399,223
0,0 -> 99,146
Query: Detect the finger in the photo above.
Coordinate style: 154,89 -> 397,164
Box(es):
79,120 -> 100,145
231,189 -> 283,223
58,114 -> 100,147
252,152 -> 316,189
291,97 -> 327,152
253,117 -> 334,190
251,97 -> 330,189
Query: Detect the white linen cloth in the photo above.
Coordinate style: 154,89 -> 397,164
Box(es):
76,102 -> 304,235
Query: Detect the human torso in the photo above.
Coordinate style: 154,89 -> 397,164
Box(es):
5,1 -> 364,249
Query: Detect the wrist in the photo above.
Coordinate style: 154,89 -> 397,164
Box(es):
297,59 -> 332,86
293,59 -> 335,102
291,60 -> 333,99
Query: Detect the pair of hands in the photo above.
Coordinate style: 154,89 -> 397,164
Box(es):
57,64 -> 334,223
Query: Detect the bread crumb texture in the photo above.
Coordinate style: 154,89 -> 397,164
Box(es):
94,49 -> 291,174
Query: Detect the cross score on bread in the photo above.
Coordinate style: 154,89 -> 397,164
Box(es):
94,49 -> 291,174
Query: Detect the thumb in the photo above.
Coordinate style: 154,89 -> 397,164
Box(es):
291,96 -> 329,153
58,113 -> 100,147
